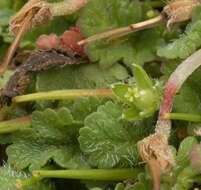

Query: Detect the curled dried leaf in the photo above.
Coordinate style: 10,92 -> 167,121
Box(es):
162,0 -> 199,29
0,0 -> 53,76
0,50 -> 88,107
9,0 -> 52,35
138,133 -> 174,174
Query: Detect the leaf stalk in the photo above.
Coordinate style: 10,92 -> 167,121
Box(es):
13,89 -> 115,103
32,168 -> 143,181
0,116 -> 31,134
165,113 -> 201,122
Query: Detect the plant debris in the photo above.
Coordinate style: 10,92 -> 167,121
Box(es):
0,50 -> 88,107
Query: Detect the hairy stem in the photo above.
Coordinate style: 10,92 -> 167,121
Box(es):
156,49 -> 201,137
165,113 -> 201,122
13,89 -> 115,103
33,168 -> 143,181
0,116 -> 31,134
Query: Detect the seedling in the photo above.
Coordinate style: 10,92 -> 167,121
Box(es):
112,64 -> 162,121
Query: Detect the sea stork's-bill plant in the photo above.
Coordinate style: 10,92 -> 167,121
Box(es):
2,1 -> 201,190
112,64 -> 162,121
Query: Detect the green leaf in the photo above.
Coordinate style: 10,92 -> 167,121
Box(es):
6,140 -> 89,171
132,64 -> 153,90
192,6 -> 201,23
59,96 -> 110,122
78,0 -> 164,67
71,96 -> 102,122
0,70 -> 14,89
31,108 -> 81,142
83,180 -> 114,190
36,63 -> 128,92
176,137 -> 198,167
157,6 -> 201,59
0,0 -> 13,9
123,107 -> 141,121
0,164 -> 54,190
172,137 -> 198,177
125,183 -> 146,190
176,166 -> 200,189
79,101 -> 155,168
5,108 -> 89,171
0,9 -> 15,26
114,183 -> 124,190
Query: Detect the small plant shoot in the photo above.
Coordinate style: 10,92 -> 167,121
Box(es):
112,64 -> 162,121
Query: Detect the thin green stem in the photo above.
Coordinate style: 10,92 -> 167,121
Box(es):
164,113 -> 201,122
13,89 -> 115,103
33,168 -> 143,181
0,116 -> 31,134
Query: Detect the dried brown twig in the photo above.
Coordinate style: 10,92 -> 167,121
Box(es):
0,0 -> 88,75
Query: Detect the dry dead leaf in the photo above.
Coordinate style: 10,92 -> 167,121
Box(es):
9,0 -> 52,35
138,133 -> 174,174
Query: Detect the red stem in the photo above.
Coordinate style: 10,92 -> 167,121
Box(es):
156,49 -> 201,137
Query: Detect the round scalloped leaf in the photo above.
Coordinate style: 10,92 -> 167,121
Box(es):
78,0 -> 164,66
157,6 -> 201,59
36,63 -> 128,91
79,101 -> 155,168
6,140 -> 89,171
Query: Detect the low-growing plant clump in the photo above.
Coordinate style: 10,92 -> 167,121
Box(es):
1,0 -> 201,190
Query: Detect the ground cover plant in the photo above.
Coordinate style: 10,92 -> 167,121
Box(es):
1,0 -> 201,190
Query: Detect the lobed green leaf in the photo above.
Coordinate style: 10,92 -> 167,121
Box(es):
79,101 -> 155,168
78,0 -> 165,67
6,140 -> 89,171
157,6 -> 201,59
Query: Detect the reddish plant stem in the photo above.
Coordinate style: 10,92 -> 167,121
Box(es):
156,49 -> 201,137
